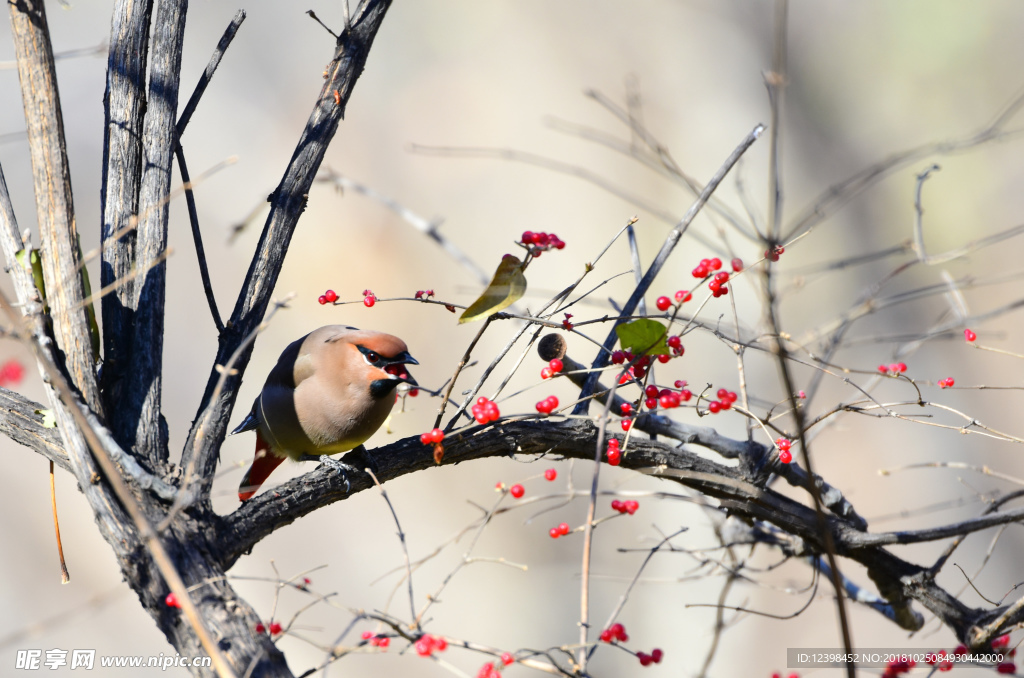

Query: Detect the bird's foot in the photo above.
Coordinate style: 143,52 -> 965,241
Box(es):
300,454 -> 359,493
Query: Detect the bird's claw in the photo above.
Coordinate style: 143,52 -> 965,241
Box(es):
300,454 -> 358,492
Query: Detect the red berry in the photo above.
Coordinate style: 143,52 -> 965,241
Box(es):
415,639 -> 432,656
731,258 -> 743,272
660,393 -> 680,408
256,623 -> 266,633
408,388 -> 419,397
433,637 -> 447,652
878,364 -> 888,374
362,631 -> 373,639
717,388 -> 728,399
710,257 -> 722,271
680,389 -> 692,401
269,622 -> 282,635
714,271 -> 730,283
501,652 -> 514,666
609,623 -> 625,638
510,484 -> 525,499
324,289 -> 338,303
521,231 -> 535,244
624,500 -> 639,515
621,419 -> 632,431
639,652 -> 653,666
620,402 -> 633,415
656,296 -> 672,311
318,295 -> 327,305
611,500 -> 623,511
541,367 -> 554,379
600,629 -> 614,643
420,432 -> 432,445
674,379 -> 687,388
692,265 -> 709,278
896,362 -> 907,373
558,522 -> 570,535
965,328 -> 977,342
779,450 -> 792,464
165,593 -> 180,608
674,289 -> 692,302
645,397 -> 657,410
611,350 -> 626,364
549,358 -> 564,373
994,635 -> 1011,649
429,428 -> 444,443
549,527 -> 561,539
708,401 -> 722,413
651,648 -> 663,663
667,335 -> 682,350
996,662 -> 1015,674
607,447 -> 621,466
378,637 -> 390,648
545,468 -> 557,481
363,295 -> 375,307
645,385 -> 659,398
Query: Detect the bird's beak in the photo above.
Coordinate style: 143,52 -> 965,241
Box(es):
383,352 -> 418,385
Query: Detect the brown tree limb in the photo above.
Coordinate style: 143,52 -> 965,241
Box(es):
8,0 -> 102,416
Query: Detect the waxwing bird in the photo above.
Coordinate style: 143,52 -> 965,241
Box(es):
233,325 -> 417,501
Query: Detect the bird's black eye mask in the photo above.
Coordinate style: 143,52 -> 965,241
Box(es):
356,344 -> 419,398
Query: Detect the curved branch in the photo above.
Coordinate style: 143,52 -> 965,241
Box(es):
219,417 -> 1021,648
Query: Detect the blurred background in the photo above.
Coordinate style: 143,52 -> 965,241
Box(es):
2,1 -> 1024,675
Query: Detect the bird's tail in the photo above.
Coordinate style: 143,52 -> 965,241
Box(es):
238,430 -> 285,501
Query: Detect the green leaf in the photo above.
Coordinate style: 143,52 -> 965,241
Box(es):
615,318 -> 670,356
459,254 -> 526,324
36,409 -> 57,428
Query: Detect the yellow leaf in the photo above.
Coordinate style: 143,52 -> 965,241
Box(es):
459,254 -> 526,324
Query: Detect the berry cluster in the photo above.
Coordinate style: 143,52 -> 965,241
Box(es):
606,438 -> 622,466
560,313 -> 574,331
317,289 -> 338,305
420,428 -> 444,445
878,362 -> 908,376
472,397 -> 501,424
414,289 -> 435,300
708,271 -> 730,297
667,335 -> 684,356
765,245 -> 785,262
882,656 -> 915,677
938,377 -> 955,389
254,622 -> 283,636
707,389 -> 738,414
637,649 -> 664,667
414,634 -> 448,657
520,230 -> 566,256
611,499 -> 639,515
535,395 -> 559,414
360,631 -> 390,649
640,384 -> 687,410
692,257 -> 724,279
964,328 -> 977,342
541,358 -> 563,379
510,484 -> 525,499
476,653 -> 515,678
776,438 -> 793,464
548,522 -> 571,539
600,623 -> 629,643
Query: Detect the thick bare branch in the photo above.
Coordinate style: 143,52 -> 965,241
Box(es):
181,0 -> 394,496
8,0 -> 102,415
